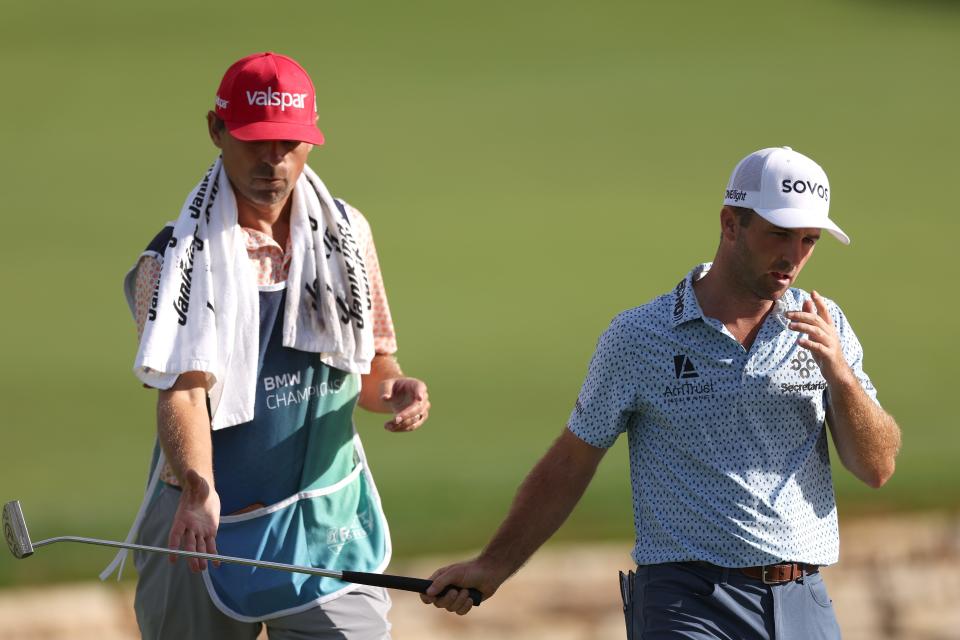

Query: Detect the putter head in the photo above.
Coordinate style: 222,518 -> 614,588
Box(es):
3,500 -> 34,559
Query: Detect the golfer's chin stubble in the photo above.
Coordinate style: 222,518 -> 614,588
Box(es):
752,281 -> 790,303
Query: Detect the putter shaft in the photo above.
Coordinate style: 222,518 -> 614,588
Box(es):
33,534 -> 481,604
4,499 -> 483,606
33,535 -> 344,579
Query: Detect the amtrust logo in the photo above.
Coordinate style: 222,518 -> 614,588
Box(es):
246,87 -> 309,111
663,354 -> 715,401
673,355 -> 699,379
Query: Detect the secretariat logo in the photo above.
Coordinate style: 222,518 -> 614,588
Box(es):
663,354 -> 715,401
789,350 -> 818,379
780,350 -> 827,393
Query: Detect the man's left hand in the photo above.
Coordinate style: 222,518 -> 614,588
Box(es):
785,290 -> 853,384
381,377 -> 430,432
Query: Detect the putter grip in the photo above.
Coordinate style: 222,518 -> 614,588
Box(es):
341,571 -> 483,606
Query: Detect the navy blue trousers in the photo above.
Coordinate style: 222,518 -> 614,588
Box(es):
621,563 -> 841,639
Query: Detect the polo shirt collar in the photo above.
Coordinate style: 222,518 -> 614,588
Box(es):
670,262 -> 805,331
670,263 -> 711,327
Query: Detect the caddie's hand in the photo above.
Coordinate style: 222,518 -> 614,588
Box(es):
420,559 -> 502,616
168,469 -> 221,572
381,377 -> 430,432
785,290 -> 851,383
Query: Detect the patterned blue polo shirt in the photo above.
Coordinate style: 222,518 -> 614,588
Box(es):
568,263 -> 879,567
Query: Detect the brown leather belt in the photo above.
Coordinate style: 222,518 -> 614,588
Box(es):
691,561 -> 819,585
738,563 -> 819,585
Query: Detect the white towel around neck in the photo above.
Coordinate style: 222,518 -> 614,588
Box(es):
128,157 -> 374,430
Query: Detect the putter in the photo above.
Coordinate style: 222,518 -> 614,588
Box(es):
3,500 -> 481,606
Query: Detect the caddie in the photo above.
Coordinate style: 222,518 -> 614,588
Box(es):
422,146 -> 901,640
104,51 -> 429,639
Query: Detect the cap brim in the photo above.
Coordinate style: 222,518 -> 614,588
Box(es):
754,207 -> 850,245
226,120 -> 325,145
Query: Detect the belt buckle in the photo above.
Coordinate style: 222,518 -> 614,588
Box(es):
761,564 -> 779,585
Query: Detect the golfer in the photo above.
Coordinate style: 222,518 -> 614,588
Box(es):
107,52 -> 429,639
422,146 -> 901,639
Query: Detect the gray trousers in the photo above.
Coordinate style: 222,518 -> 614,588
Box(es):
621,562 -> 841,639
133,484 -> 392,640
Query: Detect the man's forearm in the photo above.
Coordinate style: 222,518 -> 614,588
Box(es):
155,372 -> 221,571
157,373 -> 214,485
478,429 -> 606,581
826,374 -> 901,488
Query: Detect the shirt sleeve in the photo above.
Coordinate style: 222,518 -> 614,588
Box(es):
342,201 -> 398,355
133,255 -> 163,342
826,298 -> 880,407
567,314 -> 640,449
132,253 -> 190,396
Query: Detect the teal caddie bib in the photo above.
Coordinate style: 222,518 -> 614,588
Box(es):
198,286 -> 390,621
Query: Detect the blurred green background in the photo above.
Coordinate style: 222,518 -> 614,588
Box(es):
1,0 -> 957,587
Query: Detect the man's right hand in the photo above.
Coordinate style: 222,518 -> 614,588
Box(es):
419,558 -> 507,616
167,469 -> 221,572
420,429 -> 607,616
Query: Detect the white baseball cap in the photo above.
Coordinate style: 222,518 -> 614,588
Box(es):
722,146 -> 850,244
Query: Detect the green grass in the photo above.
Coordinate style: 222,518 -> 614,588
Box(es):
1,0 -> 958,587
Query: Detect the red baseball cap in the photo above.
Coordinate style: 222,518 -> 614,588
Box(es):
214,52 -> 325,145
